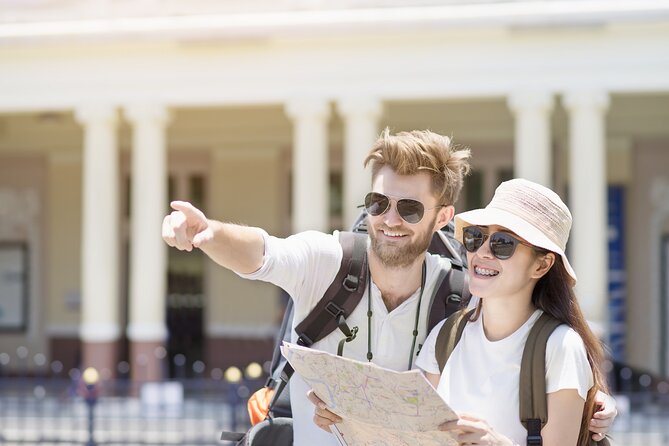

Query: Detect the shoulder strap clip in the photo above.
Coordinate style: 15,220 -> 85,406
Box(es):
446,293 -> 462,305
296,333 -> 313,347
526,417 -> 543,445
325,301 -> 345,318
342,274 -> 359,292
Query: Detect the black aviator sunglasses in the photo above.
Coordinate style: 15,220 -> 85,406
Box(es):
462,225 -> 539,260
361,192 -> 446,224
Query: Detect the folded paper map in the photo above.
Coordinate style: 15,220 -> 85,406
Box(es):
280,342 -> 459,446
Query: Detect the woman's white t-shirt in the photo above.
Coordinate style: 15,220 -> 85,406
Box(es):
415,308 -> 594,446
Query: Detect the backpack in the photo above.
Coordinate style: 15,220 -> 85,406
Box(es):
434,308 -> 611,446
220,217 -> 470,445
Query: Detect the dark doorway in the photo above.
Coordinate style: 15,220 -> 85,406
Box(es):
166,253 -> 205,379
165,174 -> 206,378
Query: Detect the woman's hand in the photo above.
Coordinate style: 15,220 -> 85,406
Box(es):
307,389 -> 342,433
590,391 -> 617,441
440,413 -> 515,446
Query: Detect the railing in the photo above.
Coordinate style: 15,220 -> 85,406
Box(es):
1,358 -> 668,446
0,363 -> 263,446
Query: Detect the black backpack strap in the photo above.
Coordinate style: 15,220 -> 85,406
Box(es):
269,298 -> 294,378
519,312 -> 564,446
434,308 -> 475,372
264,232 -> 368,416
263,298 -> 295,417
294,231 -> 368,347
427,257 -> 472,333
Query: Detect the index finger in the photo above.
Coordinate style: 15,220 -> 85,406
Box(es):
438,419 -> 459,431
306,389 -> 326,409
458,413 -> 483,422
170,200 -> 202,219
439,414 -> 484,432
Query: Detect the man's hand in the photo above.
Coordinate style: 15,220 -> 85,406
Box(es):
162,201 -> 214,251
590,390 -> 617,441
307,389 -> 342,433
440,414 -> 514,446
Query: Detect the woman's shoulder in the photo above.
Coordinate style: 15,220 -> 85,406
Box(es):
535,315 -> 590,368
544,323 -> 594,398
546,323 -> 586,352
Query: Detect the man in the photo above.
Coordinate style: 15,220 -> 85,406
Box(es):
163,129 -> 615,446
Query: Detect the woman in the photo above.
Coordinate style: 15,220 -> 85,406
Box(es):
416,178 -> 608,446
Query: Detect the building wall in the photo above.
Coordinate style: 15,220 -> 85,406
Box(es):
46,153 -> 83,335
0,154 -> 47,365
629,140 -> 669,374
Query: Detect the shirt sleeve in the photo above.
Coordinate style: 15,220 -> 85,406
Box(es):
545,325 -> 594,401
236,229 -> 343,313
414,318 -> 446,374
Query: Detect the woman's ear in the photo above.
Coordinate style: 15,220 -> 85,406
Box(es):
532,252 -> 556,279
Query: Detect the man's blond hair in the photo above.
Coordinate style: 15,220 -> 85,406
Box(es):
363,128 -> 471,206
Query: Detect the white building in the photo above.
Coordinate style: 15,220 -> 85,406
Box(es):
1,0 -> 668,382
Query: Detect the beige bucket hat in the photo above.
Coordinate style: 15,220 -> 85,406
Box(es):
454,178 -> 577,284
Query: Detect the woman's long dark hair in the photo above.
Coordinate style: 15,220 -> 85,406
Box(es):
532,256 -> 609,446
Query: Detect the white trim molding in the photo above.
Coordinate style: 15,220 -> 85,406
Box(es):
80,323 -> 122,343
126,322 -> 168,342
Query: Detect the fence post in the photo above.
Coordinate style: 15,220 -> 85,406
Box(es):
82,367 -> 99,446
224,367 -> 243,431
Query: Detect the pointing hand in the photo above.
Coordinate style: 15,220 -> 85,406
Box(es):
162,201 -> 214,251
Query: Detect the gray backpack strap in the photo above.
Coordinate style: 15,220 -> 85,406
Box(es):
435,308 -> 476,372
519,312 -> 563,446
427,257 -> 471,332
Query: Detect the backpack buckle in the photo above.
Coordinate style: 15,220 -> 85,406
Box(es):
325,302 -> 345,318
342,274 -> 359,292
526,418 -> 542,446
527,435 -> 542,446
446,293 -> 461,305
296,333 -> 314,346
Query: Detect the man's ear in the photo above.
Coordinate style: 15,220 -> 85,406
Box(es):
532,252 -> 556,279
434,205 -> 455,232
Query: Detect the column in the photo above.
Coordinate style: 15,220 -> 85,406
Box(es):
338,98 -> 382,228
563,91 -> 610,328
508,91 -> 554,187
285,99 -> 331,233
75,105 -> 121,378
125,104 -> 171,382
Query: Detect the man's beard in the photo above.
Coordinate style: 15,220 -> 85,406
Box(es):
368,215 -> 436,268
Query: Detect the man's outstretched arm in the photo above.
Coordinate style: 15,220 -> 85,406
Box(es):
162,200 -> 264,274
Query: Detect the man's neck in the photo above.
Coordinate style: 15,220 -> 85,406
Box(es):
368,250 -> 425,312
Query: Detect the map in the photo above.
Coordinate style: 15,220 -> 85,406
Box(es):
281,342 -> 459,446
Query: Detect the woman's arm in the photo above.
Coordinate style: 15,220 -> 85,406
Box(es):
541,389 -> 585,446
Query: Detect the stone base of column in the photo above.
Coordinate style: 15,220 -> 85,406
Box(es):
129,340 -> 165,382
205,336 -> 274,372
81,340 -> 120,380
49,337 -> 82,375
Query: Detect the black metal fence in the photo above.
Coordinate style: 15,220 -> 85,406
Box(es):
1,356 -> 669,446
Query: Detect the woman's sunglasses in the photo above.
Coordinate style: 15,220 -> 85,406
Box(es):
363,192 -> 444,224
462,225 -> 536,260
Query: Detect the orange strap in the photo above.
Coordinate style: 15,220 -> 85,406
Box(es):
247,387 -> 274,425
